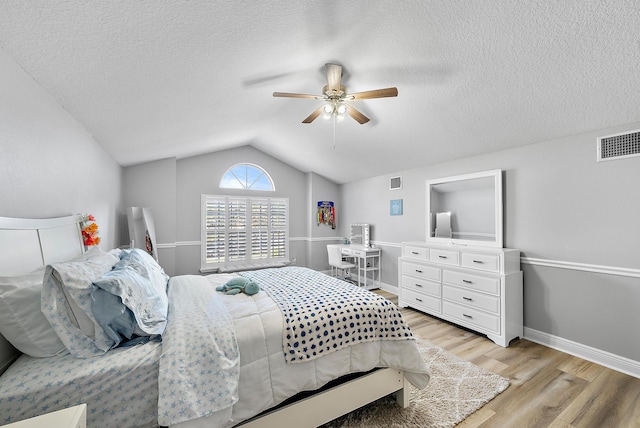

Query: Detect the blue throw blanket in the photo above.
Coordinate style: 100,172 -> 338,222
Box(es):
240,266 -> 413,364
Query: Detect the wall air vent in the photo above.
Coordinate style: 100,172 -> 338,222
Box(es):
390,176 -> 402,190
597,129 -> 640,162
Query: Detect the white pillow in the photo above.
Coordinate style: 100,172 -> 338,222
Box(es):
41,247 -> 120,357
0,267 -> 67,357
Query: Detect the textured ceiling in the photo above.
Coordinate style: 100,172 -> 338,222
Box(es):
1,1 -> 639,183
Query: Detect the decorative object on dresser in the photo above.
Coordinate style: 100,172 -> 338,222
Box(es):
398,169 -> 523,347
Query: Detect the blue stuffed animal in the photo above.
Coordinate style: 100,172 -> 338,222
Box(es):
216,277 -> 260,295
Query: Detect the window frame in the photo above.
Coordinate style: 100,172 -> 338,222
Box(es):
219,163 -> 275,191
201,195 -> 289,271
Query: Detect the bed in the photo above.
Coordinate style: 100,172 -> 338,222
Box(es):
0,215 -> 430,427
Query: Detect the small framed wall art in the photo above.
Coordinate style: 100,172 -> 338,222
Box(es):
390,199 -> 403,216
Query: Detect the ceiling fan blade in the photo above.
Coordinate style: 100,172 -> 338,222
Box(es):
349,87 -> 398,100
326,63 -> 342,93
302,106 -> 324,124
347,105 -> 370,124
273,92 -> 320,99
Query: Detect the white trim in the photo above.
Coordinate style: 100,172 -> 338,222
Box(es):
521,256 -> 640,278
524,327 -> 640,379
308,236 -> 345,242
370,240 -> 401,249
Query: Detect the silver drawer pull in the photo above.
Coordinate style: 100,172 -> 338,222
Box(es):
473,260 -> 484,264
463,296 -> 473,301
415,269 -> 423,273
463,313 -> 473,319
462,279 -> 473,284
438,255 -> 447,259
415,298 -> 423,302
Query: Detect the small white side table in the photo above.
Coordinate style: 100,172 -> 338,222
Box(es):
2,404 -> 86,428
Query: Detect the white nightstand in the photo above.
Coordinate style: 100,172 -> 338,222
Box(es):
2,404 -> 86,428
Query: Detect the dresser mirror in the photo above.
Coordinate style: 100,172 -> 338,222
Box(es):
426,169 -> 503,247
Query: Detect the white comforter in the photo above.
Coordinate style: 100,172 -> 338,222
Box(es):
173,273 -> 430,428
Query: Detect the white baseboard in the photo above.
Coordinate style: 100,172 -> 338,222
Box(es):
379,282 -> 398,295
524,327 -> 640,379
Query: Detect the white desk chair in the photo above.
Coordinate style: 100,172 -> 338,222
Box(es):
327,244 -> 356,280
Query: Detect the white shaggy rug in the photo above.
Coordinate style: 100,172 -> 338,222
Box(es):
322,339 -> 510,428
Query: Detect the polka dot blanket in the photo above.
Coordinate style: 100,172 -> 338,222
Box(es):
239,266 -> 413,364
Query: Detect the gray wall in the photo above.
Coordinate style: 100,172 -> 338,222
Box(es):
0,49 -> 122,249
306,172 -> 342,271
340,121 -> 640,363
0,48 -> 123,364
123,158 -> 177,274
123,146 -> 342,276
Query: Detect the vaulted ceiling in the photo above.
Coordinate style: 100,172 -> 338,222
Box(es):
1,1 -> 639,183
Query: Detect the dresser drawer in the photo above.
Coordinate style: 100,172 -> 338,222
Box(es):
442,270 -> 500,295
402,275 -> 441,297
442,285 -> 500,314
401,261 -> 441,282
429,248 -> 459,266
461,252 -> 500,273
443,301 -> 500,334
402,288 -> 441,313
404,245 -> 429,260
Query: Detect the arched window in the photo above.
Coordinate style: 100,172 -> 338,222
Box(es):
220,163 -> 275,191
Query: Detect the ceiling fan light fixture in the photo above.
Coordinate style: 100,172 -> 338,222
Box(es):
336,103 -> 348,117
322,103 -> 334,119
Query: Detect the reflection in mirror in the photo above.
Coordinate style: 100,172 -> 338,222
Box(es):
426,169 -> 503,247
435,212 -> 452,238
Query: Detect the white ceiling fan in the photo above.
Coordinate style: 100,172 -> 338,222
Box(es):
273,63 -> 398,124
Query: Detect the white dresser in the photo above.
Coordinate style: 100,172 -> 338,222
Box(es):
398,241 -> 523,347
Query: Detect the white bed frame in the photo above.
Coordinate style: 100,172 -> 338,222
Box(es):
0,215 -> 85,373
0,215 -> 409,427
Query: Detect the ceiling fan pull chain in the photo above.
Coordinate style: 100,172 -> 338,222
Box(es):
333,114 -> 336,149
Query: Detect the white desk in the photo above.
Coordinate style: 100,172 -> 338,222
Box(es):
340,245 -> 381,289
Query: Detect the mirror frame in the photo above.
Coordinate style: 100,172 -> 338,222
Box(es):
350,223 -> 370,247
426,169 -> 503,248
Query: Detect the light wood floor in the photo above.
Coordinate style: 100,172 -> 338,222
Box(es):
376,290 -> 640,428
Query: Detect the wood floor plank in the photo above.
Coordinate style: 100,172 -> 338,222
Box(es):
555,368 -> 640,428
374,289 -> 640,428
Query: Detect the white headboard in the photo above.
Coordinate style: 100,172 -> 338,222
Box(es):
0,214 -> 85,372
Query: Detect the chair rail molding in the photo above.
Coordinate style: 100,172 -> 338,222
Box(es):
521,257 -> 640,278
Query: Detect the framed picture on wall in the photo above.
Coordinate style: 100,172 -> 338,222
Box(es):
390,199 -> 403,216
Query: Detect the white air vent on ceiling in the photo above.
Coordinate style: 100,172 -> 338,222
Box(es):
597,129 -> 640,162
390,176 -> 402,190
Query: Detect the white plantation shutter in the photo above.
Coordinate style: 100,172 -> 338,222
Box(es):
251,199 -> 269,260
228,198 -> 247,262
204,197 -> 226,264
270,200 -> 287,258
202,195 -> 288,270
